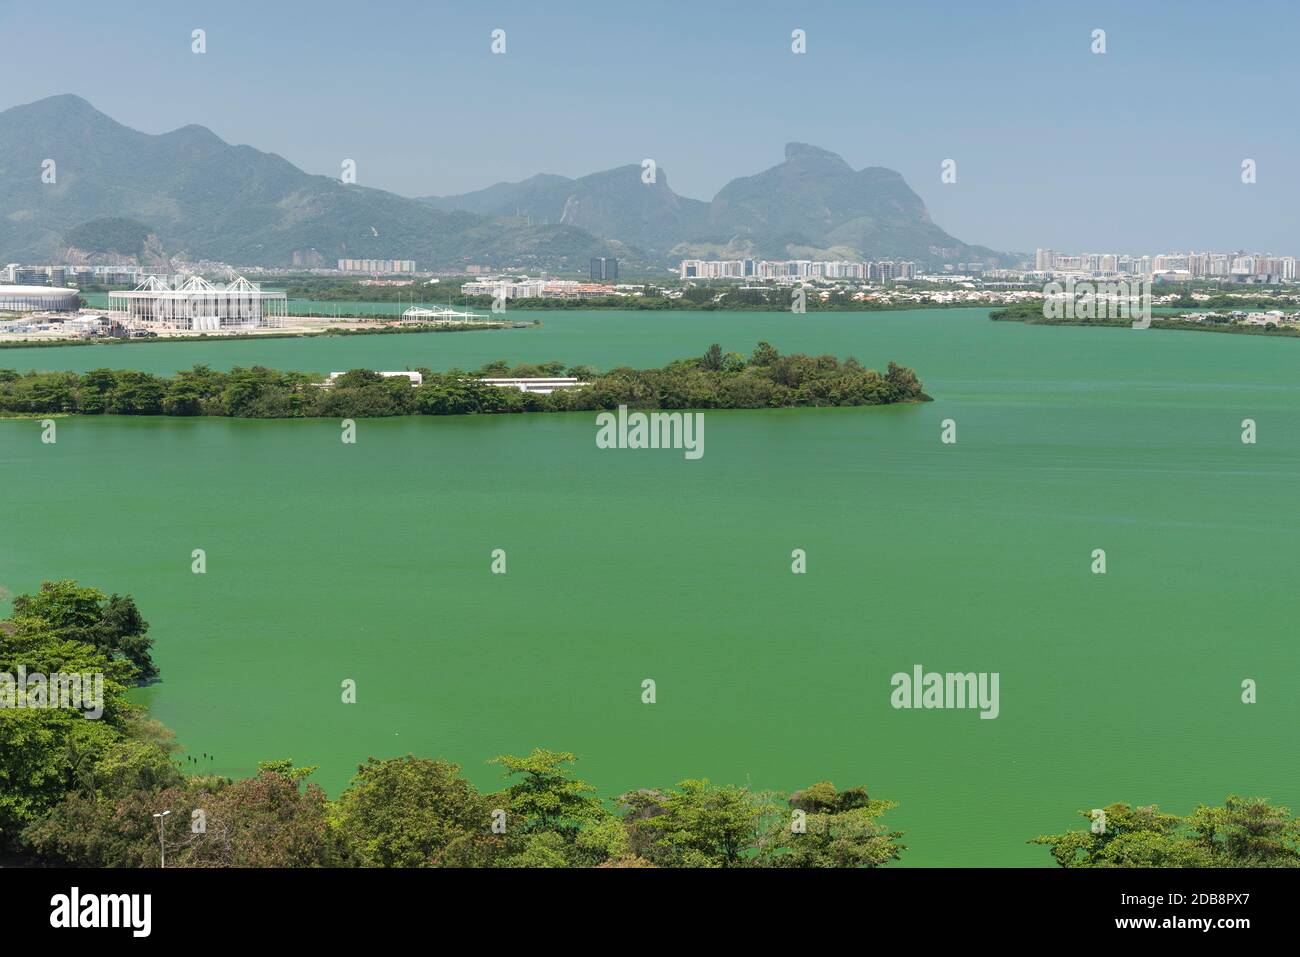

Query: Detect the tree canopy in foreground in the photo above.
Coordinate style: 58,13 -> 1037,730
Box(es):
1032,798 -> 1300,868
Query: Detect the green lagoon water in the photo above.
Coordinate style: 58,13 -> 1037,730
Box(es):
2,308 -> 1297,866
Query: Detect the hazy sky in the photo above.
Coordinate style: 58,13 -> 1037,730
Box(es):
2,0 -> 1296,254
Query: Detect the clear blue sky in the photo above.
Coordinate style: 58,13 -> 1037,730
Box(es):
2,0 -> 1296,254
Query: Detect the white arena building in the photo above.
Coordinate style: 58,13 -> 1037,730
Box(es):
0,284 -> 80,313
108,275 -> 288,331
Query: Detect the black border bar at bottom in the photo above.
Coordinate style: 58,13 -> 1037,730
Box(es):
2,866 -> 1285,941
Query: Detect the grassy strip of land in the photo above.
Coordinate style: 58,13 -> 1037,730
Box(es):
0,320 -> 533,351
0,343 -> 931,418
989,301 -> 1300,336
989,301 -> 1132,327
426,295 -> 979,312
320,321 -> 533,335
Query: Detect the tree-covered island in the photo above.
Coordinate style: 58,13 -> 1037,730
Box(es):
0,343 -> 931,418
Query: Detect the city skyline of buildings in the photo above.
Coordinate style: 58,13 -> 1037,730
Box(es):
337,259 -> 416,275
1034,248 -> 1298,282
680,259 -> 919,282
4,262 -> 145,287
8,243 -> 1300,296
461,278 -> 622,300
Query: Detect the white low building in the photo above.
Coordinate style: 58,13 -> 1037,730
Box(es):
479,377 -> 590,395
399,306 -> 487,323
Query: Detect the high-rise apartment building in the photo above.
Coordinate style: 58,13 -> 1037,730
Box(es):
590,257 -> 618,282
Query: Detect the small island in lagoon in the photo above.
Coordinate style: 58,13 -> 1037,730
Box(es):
0,343 -> 931,419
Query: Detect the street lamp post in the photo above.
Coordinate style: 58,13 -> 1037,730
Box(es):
152,810 -> 171,868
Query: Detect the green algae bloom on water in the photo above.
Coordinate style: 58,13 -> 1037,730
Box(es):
2,308 -> 1296,866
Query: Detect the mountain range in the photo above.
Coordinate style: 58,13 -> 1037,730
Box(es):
424,142 -> 1009,267
0,95 -> 1013,272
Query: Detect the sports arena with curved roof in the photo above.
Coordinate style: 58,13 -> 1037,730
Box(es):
0,284 -> 80,313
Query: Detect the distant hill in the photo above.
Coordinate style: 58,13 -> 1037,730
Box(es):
63,216 -> 152,257
0,95 -> 623,271
426,143 -> 1013,268
0,96 -> 1011,271
691,143 -> 1006,266
422,167 -> 709,258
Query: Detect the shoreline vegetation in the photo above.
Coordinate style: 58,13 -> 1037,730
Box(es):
0,344 -> 932,418
989,301 -> 1300,337
278,277 -> 1004,312
281,277 -> 1300,315
288,294 -> 986,313
4,579 -> 1296,868
0,300 -> 990,353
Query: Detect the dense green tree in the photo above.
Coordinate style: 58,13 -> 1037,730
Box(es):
78,368 -> 118,415
163,379 -> 204,415
572,813 -> 631,866
566,364 -> 598,381
13,372 -> 77,413
13,580 -> 156,680
490,748 -> 605,836
90,738 -> 183,795
623,779 -> 764,867
759,781 -> 904,868
181,767 -> 341,867
30,767 -> 341,867
1031,797 -> 1300,868
1184,796 -> 1300,866
336,755 -> 496,867
885,360 -> 925,399
0,600 -> 145,849
107,371 -> 164,414
25,783 -> 195,867
1033,803 -> 1210,867
256,758 -> 319,783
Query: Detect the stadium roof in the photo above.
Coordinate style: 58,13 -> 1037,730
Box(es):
0,284 -> 79,295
